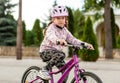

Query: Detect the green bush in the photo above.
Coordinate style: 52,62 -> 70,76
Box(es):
111,8 -> 116,48
67,7 -> 74,57
117,35 -> 120,48
25,30 -> 35,46
32,19 -> 43,46
80,17 -> 99,61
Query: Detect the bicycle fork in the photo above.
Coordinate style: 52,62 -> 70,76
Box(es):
29,76 -> 43,83
74,63 -> 87,83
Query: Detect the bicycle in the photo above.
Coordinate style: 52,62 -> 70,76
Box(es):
21,44 -> 103,83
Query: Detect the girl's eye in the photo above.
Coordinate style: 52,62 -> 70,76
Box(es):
56,17 -> 65,20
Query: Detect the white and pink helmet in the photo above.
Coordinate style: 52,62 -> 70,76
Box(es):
50,6 -> 68,17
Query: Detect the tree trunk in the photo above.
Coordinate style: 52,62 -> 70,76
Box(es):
104,0 -> 113,59
16,0 -> 22,60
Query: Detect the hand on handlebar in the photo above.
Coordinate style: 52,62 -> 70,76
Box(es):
56,39 -> 67,45
85,43 -> 94,50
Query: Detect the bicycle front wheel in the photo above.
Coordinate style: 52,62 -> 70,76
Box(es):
71,72 -> 103,83
21,66 -> 49,83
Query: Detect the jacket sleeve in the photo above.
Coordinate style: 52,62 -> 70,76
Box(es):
66,29 -> 85,45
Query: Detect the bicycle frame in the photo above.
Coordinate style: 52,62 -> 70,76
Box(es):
49,52 -> 83,83
23,44 -> 102,83
29,45 -> 86,83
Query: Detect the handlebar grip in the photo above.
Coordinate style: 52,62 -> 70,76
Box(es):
80,43 -> 88,49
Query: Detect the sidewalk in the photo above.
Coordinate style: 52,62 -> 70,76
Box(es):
0,57 -> 120,83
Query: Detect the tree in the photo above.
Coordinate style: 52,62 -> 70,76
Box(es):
22,21 -> 26,46
25,30 -> 35,46
104,0 -> 112,59
0,0 -> 17,46
67,7 -> 74,57
32,19 -> 43,46
67,8 -> 86,57
81,17 -> 99,61
73,9 -> 85,39
67,7 -> 74,35
16,0 -> 22,59
83,0 -> 120,59
110,8 -> 116,48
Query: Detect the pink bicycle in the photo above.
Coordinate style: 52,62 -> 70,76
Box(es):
21,44 -> 102,83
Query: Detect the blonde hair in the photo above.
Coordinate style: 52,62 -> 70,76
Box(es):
42,21 -> 52,36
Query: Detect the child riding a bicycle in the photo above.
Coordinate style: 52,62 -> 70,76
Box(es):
39,5 -> 94,83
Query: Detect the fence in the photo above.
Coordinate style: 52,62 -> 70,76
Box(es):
0,46 -> 120,59
0,46 -> 39,57
0,46 -> 68,58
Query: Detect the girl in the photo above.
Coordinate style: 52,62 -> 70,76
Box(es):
39,5 -> 94,82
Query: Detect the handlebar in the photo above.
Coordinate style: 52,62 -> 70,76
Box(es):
64,44 -> 88,55
56,41 -> 94,55
64,44 -> 88,49
56,41 -> 88,50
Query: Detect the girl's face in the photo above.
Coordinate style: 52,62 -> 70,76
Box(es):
53,16 -> 66,27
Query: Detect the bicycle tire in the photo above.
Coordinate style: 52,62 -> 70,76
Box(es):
21,66 -> 49,83
71,71 -> 103,83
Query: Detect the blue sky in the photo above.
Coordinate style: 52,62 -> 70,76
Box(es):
11,0 -> 84,30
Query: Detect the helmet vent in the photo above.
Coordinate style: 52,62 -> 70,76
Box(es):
59,9 -> 62,13
54,9 -> 57,12
64,9 -> 66,11
58,6 -> 61,8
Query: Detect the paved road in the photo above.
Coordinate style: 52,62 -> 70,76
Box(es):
0,57 -> 120,83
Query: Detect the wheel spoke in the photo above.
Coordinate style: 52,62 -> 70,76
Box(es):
21,66 -> 49,83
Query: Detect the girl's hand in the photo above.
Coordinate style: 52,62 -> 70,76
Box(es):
56,39 -> 67,45
85,43 -> 94,50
